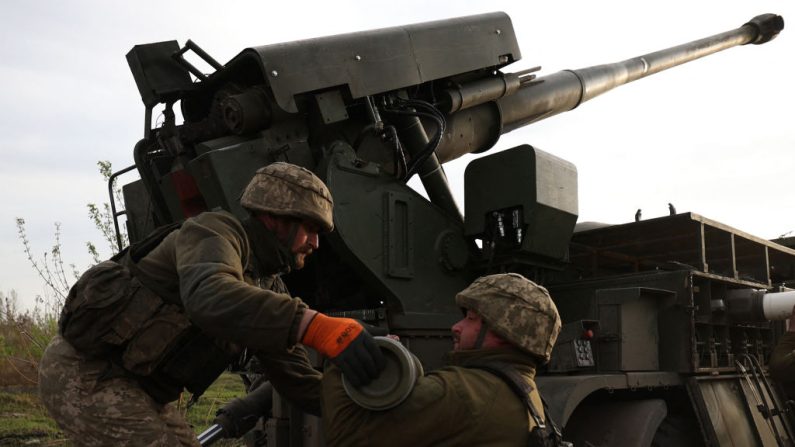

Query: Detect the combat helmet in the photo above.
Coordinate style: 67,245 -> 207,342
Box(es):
241,162 -> 334,232
455,273 -> 562,361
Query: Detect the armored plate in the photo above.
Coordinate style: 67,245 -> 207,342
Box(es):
221,12 -> 520,112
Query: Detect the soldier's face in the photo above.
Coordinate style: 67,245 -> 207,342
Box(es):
290,220 -> 320,269
451,309 -> 509,351
258,214 -> 320,269
451,310 -> 483,351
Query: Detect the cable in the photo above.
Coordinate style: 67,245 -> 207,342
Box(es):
385,125 -> 408,179
400,99 -> 446,179
381,98 -> 446,180
352,123 -> 376,152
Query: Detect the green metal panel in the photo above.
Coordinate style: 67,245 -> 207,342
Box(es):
188,139 -> 271,220
595,287 -> 674,371
464,144 -> 578,261
227,12 -> 519,113
323,145 -> 468,330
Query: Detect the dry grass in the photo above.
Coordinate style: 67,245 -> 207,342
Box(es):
0,293 -> 250,446
0,295 -> 56,388
0,294 -> 68,445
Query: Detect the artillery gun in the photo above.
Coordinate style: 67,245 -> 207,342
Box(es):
117,11 -> 792,446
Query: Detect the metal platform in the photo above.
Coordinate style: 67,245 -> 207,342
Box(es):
569,213 -> 795,287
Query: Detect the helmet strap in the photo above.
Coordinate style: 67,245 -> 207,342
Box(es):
474,321 -> 490,349
283,221 -> 301,271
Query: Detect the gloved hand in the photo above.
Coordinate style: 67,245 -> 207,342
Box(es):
213,382 -> 273,438
355,319 -> 389,337
302,313 -> 386,386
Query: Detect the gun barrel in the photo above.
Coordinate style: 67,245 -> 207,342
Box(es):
727,289 -> 795,322
435,14 -> 784,164
762,290 -> 795,320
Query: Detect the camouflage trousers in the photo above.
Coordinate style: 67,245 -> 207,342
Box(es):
39,335 -> 200,446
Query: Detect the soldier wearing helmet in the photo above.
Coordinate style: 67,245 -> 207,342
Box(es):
322,273 -> 567,447
39,162 -> 384,446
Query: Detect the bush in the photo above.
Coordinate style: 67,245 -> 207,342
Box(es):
0,291 -> 57,387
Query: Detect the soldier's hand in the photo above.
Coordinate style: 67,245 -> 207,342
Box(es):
302,314 -> 386,386
213,382 -> 273,438
355,319 -> 389,337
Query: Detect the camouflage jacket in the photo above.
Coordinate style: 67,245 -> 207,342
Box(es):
769,331 -> 795,397
322,346 -> 543,446
134,210 -> 320,411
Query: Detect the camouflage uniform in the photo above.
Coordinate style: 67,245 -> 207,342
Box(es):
39,334 -> 200,446
39,163 -> 332,445
322,273 -> 562,447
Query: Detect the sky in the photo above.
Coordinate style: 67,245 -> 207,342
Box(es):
1,0 -> 793,311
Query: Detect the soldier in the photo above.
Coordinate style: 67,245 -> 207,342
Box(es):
39,162 -> 384,446
322,273 -> 565,447
769,305 -> 795,397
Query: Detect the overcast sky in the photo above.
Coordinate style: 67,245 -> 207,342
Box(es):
1,0 -> 793,311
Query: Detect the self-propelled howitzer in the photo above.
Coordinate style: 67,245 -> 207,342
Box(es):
117,12 -> 793,446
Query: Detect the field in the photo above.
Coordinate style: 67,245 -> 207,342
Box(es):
0,387 -> 63,445
0,301 -> 249,446
0,373 -> 248,446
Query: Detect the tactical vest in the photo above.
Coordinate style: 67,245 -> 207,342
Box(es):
467,361 -> 572,447
58,222 -> 234,403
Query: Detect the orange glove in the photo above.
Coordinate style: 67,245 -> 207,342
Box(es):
302,313 -> 385,386
303,314 -> 363,357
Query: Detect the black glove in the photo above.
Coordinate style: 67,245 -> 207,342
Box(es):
355,319 -> 390,337
213,382 -> 273,438
331,329 -> 386,387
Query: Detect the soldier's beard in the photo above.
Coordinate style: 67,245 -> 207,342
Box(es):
293,246 -> 314,269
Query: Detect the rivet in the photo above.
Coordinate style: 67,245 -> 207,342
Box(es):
355,55 -> 362,61
271,70 -> 279,77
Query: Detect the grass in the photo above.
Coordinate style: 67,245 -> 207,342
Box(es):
182,373 -> 248,439
0,373 -> 251,446
0,294 -> 253,446
0,388 -> 66,445
1,295 -> 57,389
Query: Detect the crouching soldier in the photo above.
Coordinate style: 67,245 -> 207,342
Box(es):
322,273 -> 567,446
38,162 -> 383,446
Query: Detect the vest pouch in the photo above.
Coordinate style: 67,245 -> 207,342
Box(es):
121,304 -> 192,376
157,329 -> 233,398
59,261 -> 162,357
